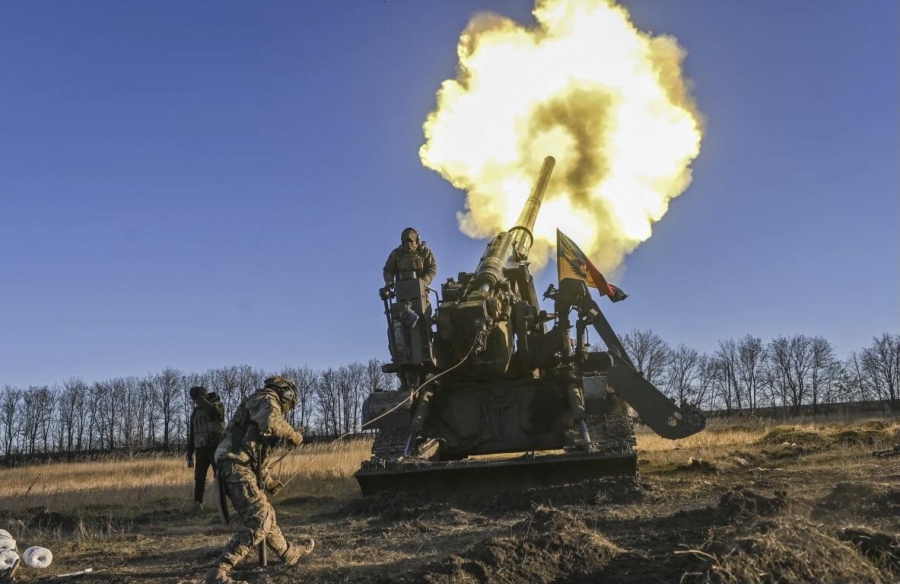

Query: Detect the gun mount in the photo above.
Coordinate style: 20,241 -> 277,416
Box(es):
358,156 -> 705,497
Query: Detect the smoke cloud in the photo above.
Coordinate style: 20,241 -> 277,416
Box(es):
420,0 -> 704,274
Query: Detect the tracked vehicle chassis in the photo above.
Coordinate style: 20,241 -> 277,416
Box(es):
356,449 -> 637,497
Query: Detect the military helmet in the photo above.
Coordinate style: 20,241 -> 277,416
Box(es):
401,227 -> 419,244
265,375 -> 298,409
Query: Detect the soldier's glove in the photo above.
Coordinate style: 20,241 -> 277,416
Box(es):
285,429 -> 304,447
266,480 -> 284,496
186,454 -> 194,468
379,285 -> 392,300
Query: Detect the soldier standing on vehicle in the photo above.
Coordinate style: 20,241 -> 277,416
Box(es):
186,385 -> 225,513
380,227 -> 438,390
381,227 -> 437,293
205,375 -> 314,584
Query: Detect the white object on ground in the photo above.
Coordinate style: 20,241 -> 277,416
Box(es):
0,549 -> 19,569
0,536 -> 15,551
23,546 -> 53,568
0,530 -> 10,539
56,567 -> 93,577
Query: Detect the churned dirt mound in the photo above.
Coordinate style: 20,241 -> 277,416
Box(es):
704,519 -> 889,584
756,426 -> 829,448
755,427 -> 828,459
826,419 -> 895,446
837,527 -> 900,576
410,507 -> 623,584
717,487 -> 788,520
813,482 -> 900,519
756,421 -> 897,454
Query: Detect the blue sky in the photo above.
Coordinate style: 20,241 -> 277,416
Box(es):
1,1 -> 897,388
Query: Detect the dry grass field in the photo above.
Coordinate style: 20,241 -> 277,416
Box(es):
2,417 -> 900,583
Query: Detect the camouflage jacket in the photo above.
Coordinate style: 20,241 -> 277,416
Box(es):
214,388 -> 301,468
383,243 -> 437,286
187,392 -> 225,453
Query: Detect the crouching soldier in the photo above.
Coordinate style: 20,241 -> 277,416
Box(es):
205,375 -> 315,584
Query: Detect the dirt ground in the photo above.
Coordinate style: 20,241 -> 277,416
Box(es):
4,420 -> 900,584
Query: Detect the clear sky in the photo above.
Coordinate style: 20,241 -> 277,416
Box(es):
2,1 -> 897,389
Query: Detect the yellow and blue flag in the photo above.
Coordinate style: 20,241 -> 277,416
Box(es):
557,229 -> 628,302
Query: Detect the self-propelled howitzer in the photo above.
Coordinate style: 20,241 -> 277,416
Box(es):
436,155 -> 555,381
358,156 -> 705,497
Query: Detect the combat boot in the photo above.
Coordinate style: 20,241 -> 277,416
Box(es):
204,565 -> 249,584
205,546 -> 249,584
280,537 -> 315,566
204,566 -> 230,584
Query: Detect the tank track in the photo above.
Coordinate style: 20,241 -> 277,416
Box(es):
370,427 -> 409,461
587,414 -> 637,454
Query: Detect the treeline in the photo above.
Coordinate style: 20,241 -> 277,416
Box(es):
0,332 -> 897,460
622,331 -> 899,416
0,360 -> 397,460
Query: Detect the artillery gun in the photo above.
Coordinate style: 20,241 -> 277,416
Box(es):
357,156 -> 705,496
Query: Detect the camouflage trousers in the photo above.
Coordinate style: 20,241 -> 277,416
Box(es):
214,460 -> 289,569
193,445 -> 218,504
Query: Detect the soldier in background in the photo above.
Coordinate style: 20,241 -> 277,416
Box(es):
205,376 -> 314,584
186,385 -> 225,512
381,227 -> 437,292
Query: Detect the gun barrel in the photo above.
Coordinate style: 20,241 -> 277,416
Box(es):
470,156 -> 556,291
509,156 -> 555,255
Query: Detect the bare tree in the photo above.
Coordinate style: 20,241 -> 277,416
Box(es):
20,386 -> 54,455
118,377 -> 145,451
709,355 -> 736,414
211,366 -> 242,416
101,378 -> 129,450
664,345 -> 702,406
861,333 -> 900,411
235,365 -> 265,400
315,369 -> 340,436
57,378 -> 87,453
280,366 -> 318,430
183,371 -> 212,393
767,335 -> 816,415
808,336 -> 839,413
36,386 -> 55,454
91,381 -> 115,450
0,386 -> 22,456
154,368 -> 184,449
712,340 -> 740,413
735,335 -> 765,414
695,354 -> 717,411
337,363 -> 366,434
139,376 -> 160,447
364,359 -> 397,394
622,329 -> 671,385
83,381 -> 103,451
131,376 -> 156,449
842,351 -> 877,406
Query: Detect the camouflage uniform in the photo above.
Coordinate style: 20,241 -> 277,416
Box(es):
186,387 -> 225,508
205,376 -> 314,584
382,228 -> 437,287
